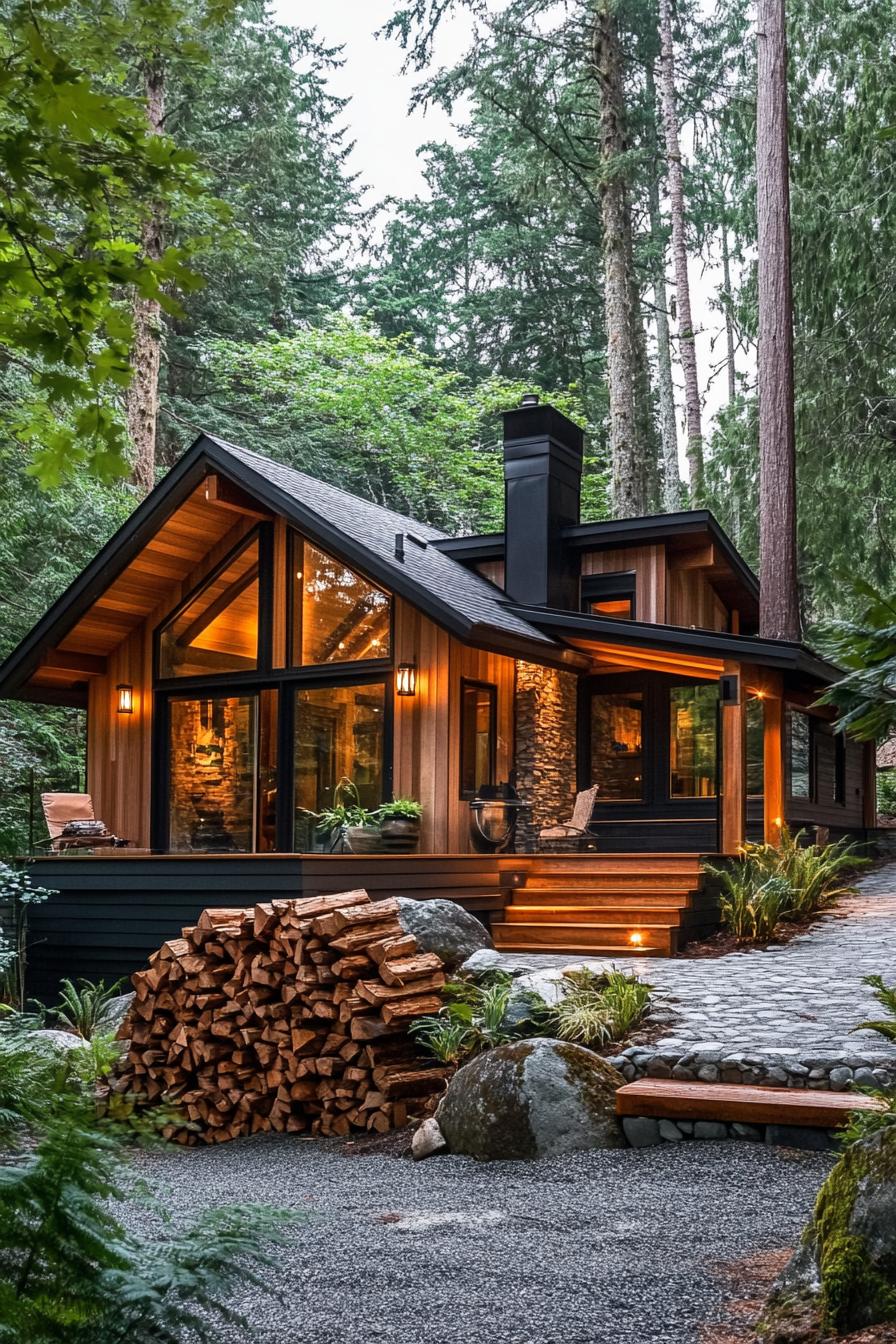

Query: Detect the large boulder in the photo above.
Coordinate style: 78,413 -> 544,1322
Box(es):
435,1037 -> 625,1160
759,1125 -> 896,1341
396,897 -> 492,971
30,1028 -> 86,1055
102,991 -> 135,1036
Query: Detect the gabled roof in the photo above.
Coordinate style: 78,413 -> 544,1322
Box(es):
0,434 -> 563,702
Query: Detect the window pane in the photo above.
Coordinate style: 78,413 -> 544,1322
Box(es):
168,695 -> 256,852
293,682 -> 386,848
460,683 -> 496,796
669,684 -> 718,799
589,691 -> 644,801
746,696 -> 765,796
295,541 -> 391,666
788,708 -> 811,798
160,537 -> 259,679
588,596 -> 633,619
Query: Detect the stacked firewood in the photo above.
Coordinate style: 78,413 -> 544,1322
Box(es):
115,889 -> 452,1143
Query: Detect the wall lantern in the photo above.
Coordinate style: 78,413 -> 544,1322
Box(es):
116,683 -> 134,715
396,662 -> 417,697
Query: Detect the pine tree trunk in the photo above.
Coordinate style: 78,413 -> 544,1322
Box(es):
646,65 -> 681,511
593,1 -> 645,518
658,0 -> 703,499
721,219 -> 737,405
127,55 -> 165,497
756,0 -> 801,640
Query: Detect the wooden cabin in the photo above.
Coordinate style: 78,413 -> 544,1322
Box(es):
1,399 -> 875,989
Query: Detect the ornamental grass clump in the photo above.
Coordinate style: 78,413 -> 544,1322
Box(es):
547,968 -> 651,1049
706,827 -> 868,942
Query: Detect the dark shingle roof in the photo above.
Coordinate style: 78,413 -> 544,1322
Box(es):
204,436 -> 557,651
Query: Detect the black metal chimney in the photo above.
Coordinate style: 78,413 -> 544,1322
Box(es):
502,395 -> 583,609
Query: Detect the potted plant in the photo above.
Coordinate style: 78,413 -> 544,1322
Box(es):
316,778 -> 383,854
376,798 -> 423,852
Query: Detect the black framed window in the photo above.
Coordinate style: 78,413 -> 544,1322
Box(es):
289,531 -> 391,667
833,731 -> 846,804
292,679 -> 389,848
669,683 -> 719,799
582,572 -> 636,620
157,529 -> 267,681
460,680 -> 497,799
746,696 -> 765,797
786,707 -> 813,800
589,689 -> 644,800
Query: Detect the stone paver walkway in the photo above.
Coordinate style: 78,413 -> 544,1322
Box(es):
495,864 -> 896,1087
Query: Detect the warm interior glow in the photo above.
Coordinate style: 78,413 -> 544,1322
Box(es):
116,683 -> 134,714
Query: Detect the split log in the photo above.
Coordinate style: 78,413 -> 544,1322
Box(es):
116,888 -> 449,1144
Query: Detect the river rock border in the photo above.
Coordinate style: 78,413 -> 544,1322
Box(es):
605,1043 -> 896,1093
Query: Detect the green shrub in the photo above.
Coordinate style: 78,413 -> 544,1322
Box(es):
878,770 -> 896,818
843,975 -> 896,1145
0,864 -> 54,1010
546,967 -> 651,1048
55,975 -> 125,1039
0,1021 -> 297,1341
706,827 -> 868,942
410,972 -> 519,1063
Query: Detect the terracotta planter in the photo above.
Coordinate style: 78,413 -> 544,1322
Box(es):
346,824 -> 385,854
380,816 -> 421,853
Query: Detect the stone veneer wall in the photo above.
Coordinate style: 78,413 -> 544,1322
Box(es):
514,662 -> 580,852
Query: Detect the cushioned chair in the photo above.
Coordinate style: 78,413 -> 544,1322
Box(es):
40,792 -> 125,852
537,785 -> 599,851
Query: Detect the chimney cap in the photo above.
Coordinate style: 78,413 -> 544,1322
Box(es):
520,392 -> 540,407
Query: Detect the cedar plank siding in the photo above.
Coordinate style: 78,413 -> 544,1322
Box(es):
580,546 -> 666,622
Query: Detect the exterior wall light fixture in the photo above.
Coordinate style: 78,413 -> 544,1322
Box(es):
116,683 -> 134,714
396,662 -> 417,696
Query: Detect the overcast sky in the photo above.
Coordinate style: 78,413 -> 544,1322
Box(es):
271,0 -> 739,449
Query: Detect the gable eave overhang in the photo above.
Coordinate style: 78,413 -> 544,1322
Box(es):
0,441 -> 215,699
0,437 -> 566,700
504,605 -> 844,684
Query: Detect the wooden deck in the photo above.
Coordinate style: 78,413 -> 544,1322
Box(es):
24,849 -> 720,998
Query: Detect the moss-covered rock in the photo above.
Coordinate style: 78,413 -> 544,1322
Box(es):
435,1038 -> 624,1160
759,1126 -> 896,1341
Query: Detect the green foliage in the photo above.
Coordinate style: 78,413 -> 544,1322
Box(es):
0,0 -> 231,485
55,977 -> 126,1040
706,828 -> 867,942
820,584 -> 896,742
853,974 -> 896,1044
0,1019 -> 296,1342
878,772 -> 896,819
843,975 -> 896,1146
193,316 -> 598,532
545,968 -> 651,1048
0,865 -> 53,1010
375,799 -> 423,821
409,971 -> 519,1064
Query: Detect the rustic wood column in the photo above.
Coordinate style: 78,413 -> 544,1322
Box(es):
763,672 -> 786,845
720,661 -> 746,855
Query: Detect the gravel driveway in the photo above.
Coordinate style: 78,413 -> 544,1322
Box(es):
129,1135 -> 831,1344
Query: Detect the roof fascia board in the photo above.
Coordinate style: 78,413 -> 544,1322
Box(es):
0,444 -> 212,696
504,604 -> 841,682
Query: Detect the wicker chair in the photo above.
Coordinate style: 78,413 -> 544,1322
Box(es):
537,785 -> 599,851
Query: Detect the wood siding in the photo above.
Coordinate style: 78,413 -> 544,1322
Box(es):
580,546 -> 666,622
393,599 -> 515,852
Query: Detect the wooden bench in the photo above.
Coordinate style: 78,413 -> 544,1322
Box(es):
616,1078 -> 887,1129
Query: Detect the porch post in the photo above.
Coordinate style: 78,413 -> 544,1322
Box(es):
720,660 -> 746,855
763,671 -> 786,846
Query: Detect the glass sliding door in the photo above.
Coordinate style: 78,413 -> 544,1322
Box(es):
293,681 -> 387,849
168,694 -> 258,852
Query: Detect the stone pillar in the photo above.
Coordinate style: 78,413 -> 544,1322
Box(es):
514,661 -> 580,851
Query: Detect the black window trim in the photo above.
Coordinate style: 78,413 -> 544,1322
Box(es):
785,704 -> 816,803
459,678 -> 498,800
581,570 -> 637,620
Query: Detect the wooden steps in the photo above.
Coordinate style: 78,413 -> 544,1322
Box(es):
616,1078 -> 887,1129
492,853 -> 716,958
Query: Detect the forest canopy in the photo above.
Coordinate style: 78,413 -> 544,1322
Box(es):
1,0 -> 894,849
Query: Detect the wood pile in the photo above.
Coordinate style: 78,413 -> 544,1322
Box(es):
114,889 -> 452,1143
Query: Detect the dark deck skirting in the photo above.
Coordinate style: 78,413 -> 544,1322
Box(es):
24,853 -> 513,1000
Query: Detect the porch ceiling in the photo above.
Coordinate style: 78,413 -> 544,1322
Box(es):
568,637 -> 724,679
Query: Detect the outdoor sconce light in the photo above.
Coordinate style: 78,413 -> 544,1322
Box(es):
396,662 -> 417,696
116,683 -> 134,714
628,930 -> 644,947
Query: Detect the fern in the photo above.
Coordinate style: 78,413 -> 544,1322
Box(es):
0,1022 -> 296,1341
55,977 -> 126,1040
853,974 -> 896,1042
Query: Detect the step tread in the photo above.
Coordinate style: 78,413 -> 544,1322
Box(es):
490,943 -> 657,957
616,1079 -> 886,1128
504,908 -> 681,925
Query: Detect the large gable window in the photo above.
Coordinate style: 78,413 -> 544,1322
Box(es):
158,534 -> 261,679
290,535 -> 391,667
